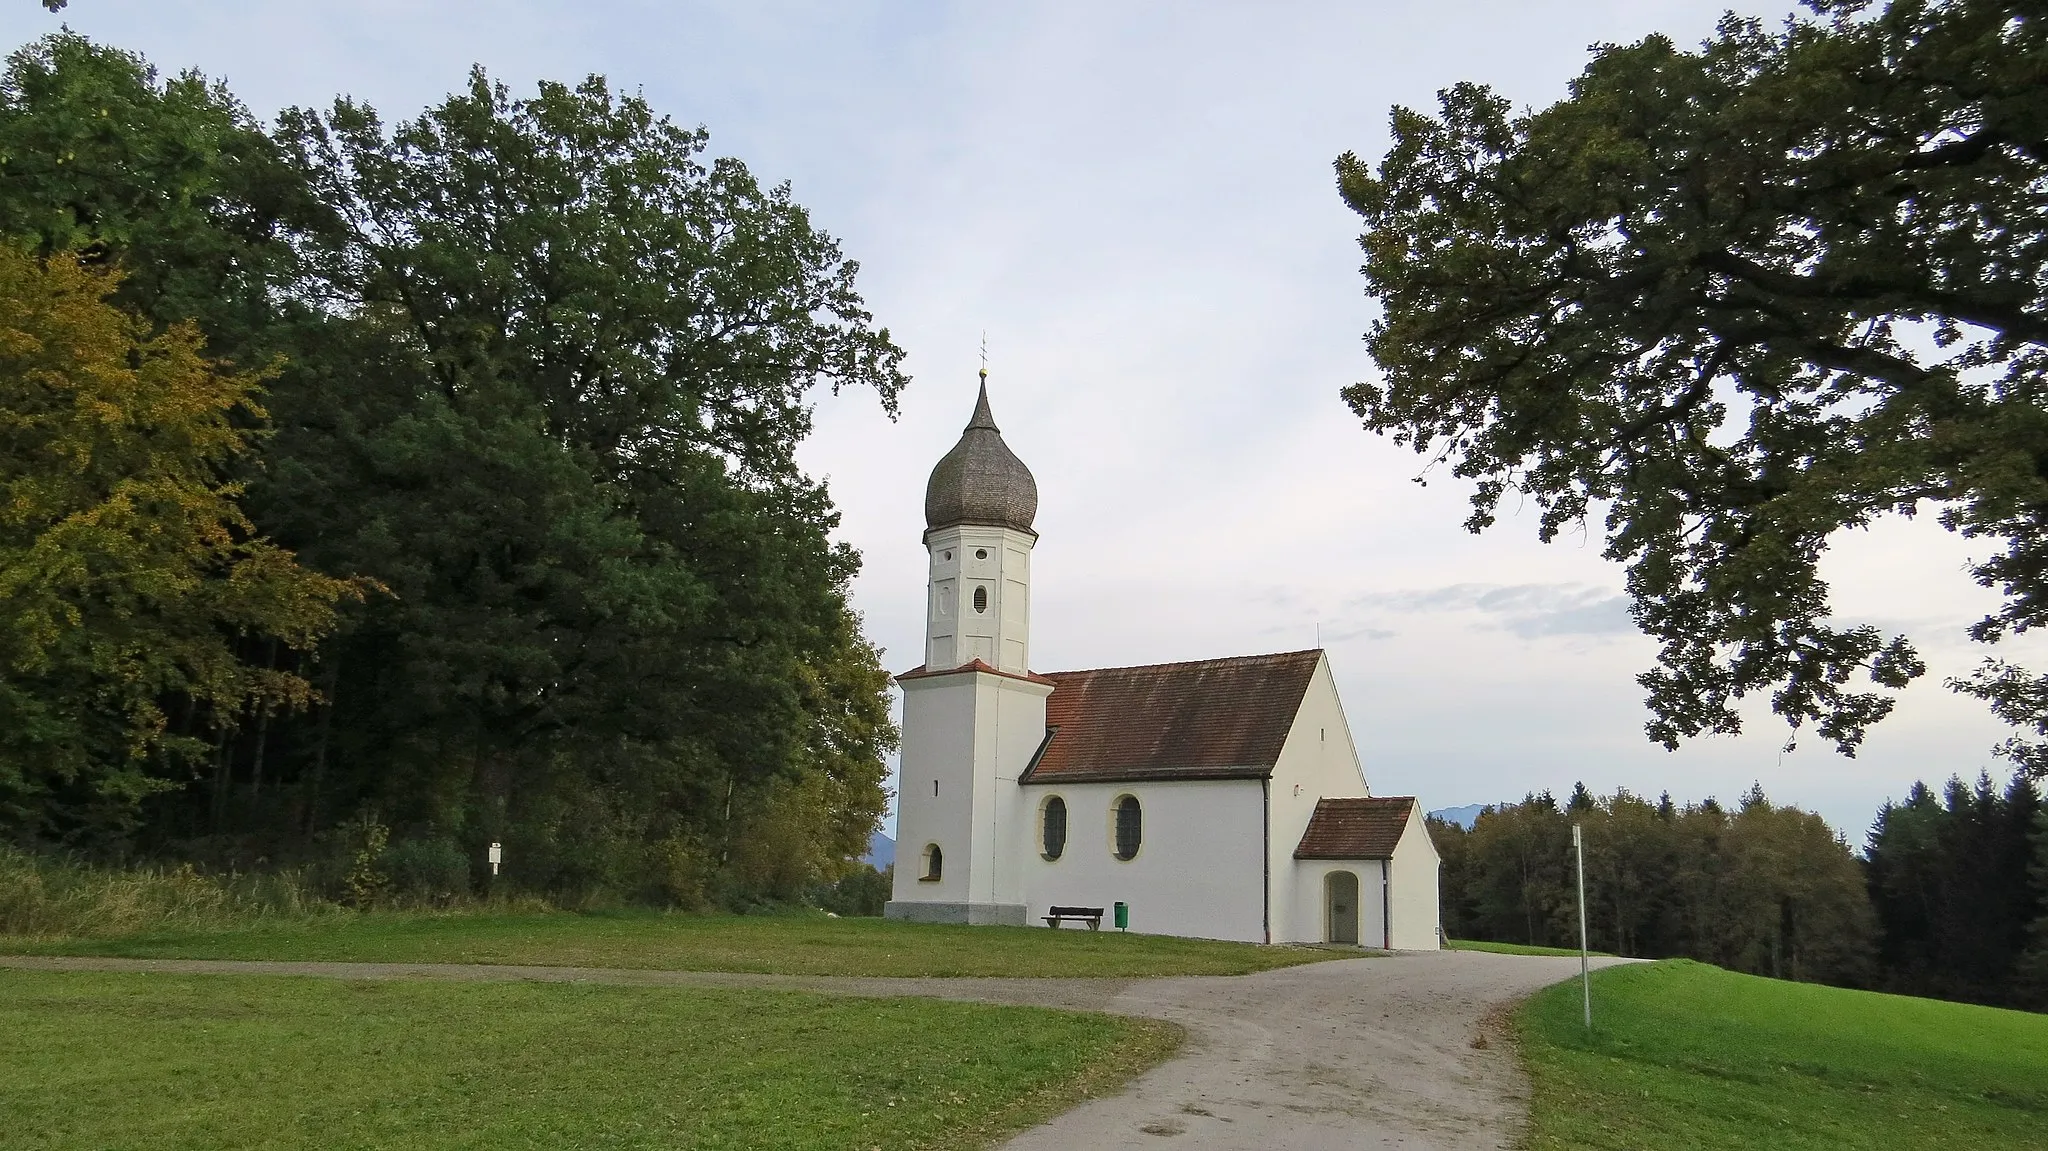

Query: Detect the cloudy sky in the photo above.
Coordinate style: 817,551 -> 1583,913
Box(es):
12,0 -> 2038,840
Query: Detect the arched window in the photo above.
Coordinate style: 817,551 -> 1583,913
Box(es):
920,843 -> 943,881
972,586 -> 989,613
1041,796 -> 1068,860
1112,795 -> 1142,861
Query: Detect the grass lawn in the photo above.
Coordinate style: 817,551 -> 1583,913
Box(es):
1517,959 -> 2048,1150
0,968 -> 1178,1150
1447,938 -> 1608,958
2,911 -> 1335,978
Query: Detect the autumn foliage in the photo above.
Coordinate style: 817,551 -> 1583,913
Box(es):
0,246 -> 352,840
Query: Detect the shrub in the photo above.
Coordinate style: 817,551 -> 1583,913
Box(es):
814,864 -> 890,917
382,837 -> 471,905
0,846 -> 335,939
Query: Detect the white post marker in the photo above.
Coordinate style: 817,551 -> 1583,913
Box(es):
1573,822 -> 1590,1031
488,842 -> 502,877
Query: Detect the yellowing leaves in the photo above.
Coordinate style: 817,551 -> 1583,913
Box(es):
0,243 -> 358,801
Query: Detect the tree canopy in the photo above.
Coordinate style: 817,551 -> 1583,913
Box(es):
0,33 -> 901,905
0,245 -> 354,843
1338,0 -> 2047,757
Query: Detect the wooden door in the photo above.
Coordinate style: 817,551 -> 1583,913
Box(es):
1327,870 -> 1360,945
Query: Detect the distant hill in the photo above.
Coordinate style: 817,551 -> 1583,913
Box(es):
861,830 -> 894,869
1428,804 -> 1486,830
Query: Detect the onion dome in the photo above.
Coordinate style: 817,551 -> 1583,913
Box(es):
924,373 -> 1038,535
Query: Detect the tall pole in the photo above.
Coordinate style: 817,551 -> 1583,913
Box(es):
1573,822 -> 1590,1031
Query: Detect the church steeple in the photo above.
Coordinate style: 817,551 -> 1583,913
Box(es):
888,362 -> 1052,926
923,372 -> 1038,537
919,371 -> 1037,673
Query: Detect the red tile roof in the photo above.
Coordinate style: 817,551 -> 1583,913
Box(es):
896,659 -> 1056,686
1020,650 -> 1323,784
1294,797 -> 1417,859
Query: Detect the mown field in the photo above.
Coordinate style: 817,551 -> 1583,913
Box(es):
0,968 -> 1178,1151
2,910 -> 1338,978
1518,959 -> 2048,1150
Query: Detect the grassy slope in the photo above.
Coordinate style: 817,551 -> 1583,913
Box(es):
1518,960 -> 2048,1150
1447,938 -> 1610,958
2,911 -> 1337,978
0,968 -> 1178,1151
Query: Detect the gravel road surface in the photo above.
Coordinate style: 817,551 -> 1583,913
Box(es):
2,948 -> 1628,1147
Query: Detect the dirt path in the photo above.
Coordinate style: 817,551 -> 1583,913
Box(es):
999,950 -> 1632,1149
1,949 -> 1628,1148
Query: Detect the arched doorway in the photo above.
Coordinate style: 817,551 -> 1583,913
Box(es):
1326,870 -> 1360,945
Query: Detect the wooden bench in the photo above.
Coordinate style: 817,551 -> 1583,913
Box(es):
1043,904 -> 1105,930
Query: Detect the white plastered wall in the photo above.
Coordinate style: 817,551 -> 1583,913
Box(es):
891,668 -> 1050,910
1386,803 -> 1443,950
1286,859 -> 1389,947
924,525 -> 1034,675
1015,779 -> 1266,942
1266,654 -> 1372,943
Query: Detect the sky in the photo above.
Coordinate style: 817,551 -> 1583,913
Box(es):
10,0 -> 2040,842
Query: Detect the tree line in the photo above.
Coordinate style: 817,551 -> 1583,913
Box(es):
1432,774 -> 2048,1010
0,32 -> 900,907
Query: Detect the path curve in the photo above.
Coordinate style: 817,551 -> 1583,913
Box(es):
1,949 -> 1630,1148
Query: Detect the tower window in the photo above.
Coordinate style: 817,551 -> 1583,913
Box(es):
1041,796 -> 1068,861
973,586 -> 988,613
943,550 -> 952,561
975,548 -> 989,560
933,779 -> 939,796
920,843 -> 943,881
1112,795 -> 1142,861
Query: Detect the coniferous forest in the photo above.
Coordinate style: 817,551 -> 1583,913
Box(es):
0,33 -> 901,906
1432,774 -> 2048,1011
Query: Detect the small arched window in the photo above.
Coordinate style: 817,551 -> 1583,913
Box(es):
1113,795 -> 1142,861
972,586 -> 989,613
920,843 -> 943,881
1041,796 -> 1068,860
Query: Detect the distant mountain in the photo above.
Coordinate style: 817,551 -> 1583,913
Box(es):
1428,804 -> 1486,830
861,830 -> 895,869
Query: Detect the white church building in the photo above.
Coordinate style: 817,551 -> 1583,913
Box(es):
885,375 -> 1441,948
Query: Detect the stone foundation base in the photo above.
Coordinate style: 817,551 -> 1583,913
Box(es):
884,900 -> 1027,926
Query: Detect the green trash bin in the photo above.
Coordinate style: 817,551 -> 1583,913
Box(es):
1113,901 -> 1128,931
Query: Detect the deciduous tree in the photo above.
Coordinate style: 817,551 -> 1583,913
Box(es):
0,246 -> 352,844
1338,0 -> 2046,756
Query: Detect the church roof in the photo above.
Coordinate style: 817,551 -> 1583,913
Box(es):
1293,796 -> 1418,859
924,377 -> 1038,535
1020,649 -> 1323,784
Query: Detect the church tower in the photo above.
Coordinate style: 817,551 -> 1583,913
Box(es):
885,371 -> 1049,925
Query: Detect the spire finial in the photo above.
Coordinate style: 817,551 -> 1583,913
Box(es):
978,330 -> 988,382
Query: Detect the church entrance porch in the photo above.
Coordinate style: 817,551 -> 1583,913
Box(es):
1325,870 -> 1360,945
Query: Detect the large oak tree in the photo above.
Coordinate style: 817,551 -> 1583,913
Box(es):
1338,0 -> 2046,758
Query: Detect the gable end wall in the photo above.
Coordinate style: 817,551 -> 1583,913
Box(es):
1266,654 -> 1371,943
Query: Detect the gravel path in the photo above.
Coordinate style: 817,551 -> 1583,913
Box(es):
1,948 -> 1629,1148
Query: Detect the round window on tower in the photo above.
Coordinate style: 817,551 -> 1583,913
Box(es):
975,548 -> 989,560
973,586 -> 988,613
942,550 -> 953,562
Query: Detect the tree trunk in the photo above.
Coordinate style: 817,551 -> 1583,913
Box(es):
303,658 -> 339,838
248,640 -> 277,801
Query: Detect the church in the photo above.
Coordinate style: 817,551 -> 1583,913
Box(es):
884,373 -> 1442,948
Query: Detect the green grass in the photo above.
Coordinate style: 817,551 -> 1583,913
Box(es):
2,910 -> 1335,978
1448,938 -> 1610,957
1517,959 -> 2048,1150
0,968 -> 1178,1150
